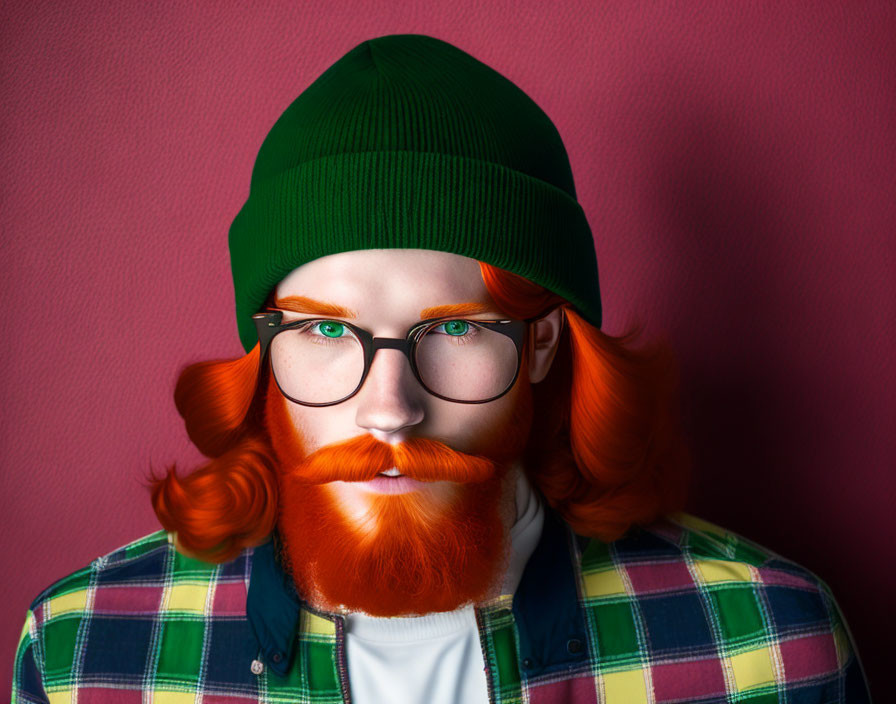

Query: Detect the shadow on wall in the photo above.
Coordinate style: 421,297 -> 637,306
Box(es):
643,98 -> 849,566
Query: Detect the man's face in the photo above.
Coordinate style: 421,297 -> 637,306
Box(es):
265,248 -> 537,616
272,248 -> 534,495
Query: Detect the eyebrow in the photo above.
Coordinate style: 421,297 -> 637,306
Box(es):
274,295 -> 358,318
419,302 -> 494,319
274,296 -> 494,320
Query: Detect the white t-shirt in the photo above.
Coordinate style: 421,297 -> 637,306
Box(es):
344,471 -> 545,704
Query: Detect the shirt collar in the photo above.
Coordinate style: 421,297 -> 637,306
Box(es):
245,507 -> 589,678
245,535 -> 302,676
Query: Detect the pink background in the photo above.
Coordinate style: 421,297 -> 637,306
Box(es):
2,1 -> 893,697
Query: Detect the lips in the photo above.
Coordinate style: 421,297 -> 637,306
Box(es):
361,473 -> 426,494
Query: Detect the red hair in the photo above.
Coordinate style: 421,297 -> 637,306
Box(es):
478,263 -> 691,539
150,263 -> 691,561
149,349 -> 278,560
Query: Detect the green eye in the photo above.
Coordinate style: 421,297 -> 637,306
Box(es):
317,321 -> 346,338
440,320 -> 469,336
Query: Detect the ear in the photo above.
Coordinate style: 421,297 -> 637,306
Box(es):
527,307 -> 564,384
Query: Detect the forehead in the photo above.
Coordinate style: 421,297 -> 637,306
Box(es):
275,249 -> 493,315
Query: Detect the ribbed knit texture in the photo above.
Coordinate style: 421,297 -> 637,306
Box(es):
229,33 -> 601,351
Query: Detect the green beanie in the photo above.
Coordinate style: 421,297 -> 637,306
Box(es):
229,33 -> 601,352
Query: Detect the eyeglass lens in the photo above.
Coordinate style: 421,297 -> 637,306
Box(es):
269,319 -> 519,404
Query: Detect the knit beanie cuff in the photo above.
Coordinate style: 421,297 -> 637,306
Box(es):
229,149 -> 601,352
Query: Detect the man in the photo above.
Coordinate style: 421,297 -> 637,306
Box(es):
13,34 -> 871,703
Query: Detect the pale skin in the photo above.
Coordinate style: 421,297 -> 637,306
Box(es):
272,248 -> 564,531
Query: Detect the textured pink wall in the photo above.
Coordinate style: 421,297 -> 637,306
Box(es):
2,1 -> 893,697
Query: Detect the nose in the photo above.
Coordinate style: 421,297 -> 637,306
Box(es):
354,348 -> 425,439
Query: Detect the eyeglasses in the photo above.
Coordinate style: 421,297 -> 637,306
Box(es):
252,309 -> 549,406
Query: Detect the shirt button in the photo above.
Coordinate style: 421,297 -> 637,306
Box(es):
567,638 -> 584,654
272,652 -> 283,664
522,658 -> 534,669
250,659 -> 264,675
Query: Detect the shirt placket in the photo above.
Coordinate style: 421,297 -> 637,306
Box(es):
475,598 -> 525,704
257,607 -> 346,703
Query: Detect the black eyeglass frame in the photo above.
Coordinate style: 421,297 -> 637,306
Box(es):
252,307 -> 558,407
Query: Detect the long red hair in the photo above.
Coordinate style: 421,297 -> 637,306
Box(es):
150,263 -> 691,561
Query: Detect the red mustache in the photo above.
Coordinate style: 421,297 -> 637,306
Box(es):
286,433 -> 497,484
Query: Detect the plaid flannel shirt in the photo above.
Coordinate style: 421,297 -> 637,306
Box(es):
13,509 -> 872,703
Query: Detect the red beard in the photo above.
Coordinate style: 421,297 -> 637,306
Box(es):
266,373 -> 533,617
